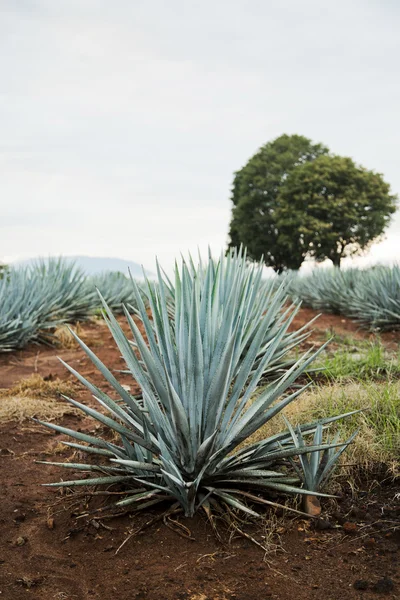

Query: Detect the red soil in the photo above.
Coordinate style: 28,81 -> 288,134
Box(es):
0,309 -> 399,599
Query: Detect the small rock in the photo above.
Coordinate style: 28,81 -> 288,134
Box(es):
333,512 -> 346,525
315,519 -> 333,531
372,577 -> 394,594
384,542 -> 398,553
364,512 -> 373,522
350,506 -> 366,519
14,513 -> 26,524
16,576 -> 43,588
353,580 -> 369,590
343,522 -> 357,534
0,448 -> 14,456
303,494 -> 321,517
15,536 -> 26,546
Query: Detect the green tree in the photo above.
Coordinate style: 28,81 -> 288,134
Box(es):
228,134 -> 329,271
228,135 -> 397,270
276,155 -> 397,267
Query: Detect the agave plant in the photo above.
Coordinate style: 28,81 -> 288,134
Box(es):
90,272 -> 148,314
37,251 -> 356,518
346,265 -> 400,331
287,267 -> 361,315
287,265 -> 400,331
30,257 -> 96,325
283,417 -> 358,494
0,258 -> 98,352
0,267 -> 45,351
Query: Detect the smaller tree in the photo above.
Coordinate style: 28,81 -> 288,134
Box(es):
276,155 -> 397,267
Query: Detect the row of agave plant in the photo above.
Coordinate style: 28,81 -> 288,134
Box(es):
286,265 -> 400,331
0,258 -> 148,352
37,249 -> 357,519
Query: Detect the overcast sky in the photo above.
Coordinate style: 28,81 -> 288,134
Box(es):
1,0 -> 399,273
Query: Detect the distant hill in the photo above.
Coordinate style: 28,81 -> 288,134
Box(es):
14,255 -> 153,278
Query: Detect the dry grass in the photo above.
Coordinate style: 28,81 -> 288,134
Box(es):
53,323 -> 83,349
246,381 -> 400,479
0,374 -> 79,423
0,374 -> 75,399
53,318 -> 106,349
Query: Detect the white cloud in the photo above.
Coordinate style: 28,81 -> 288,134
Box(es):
0,0 -> 399,273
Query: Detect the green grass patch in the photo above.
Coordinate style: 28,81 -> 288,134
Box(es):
248,380 -> 400,479
314,340 -> 400,382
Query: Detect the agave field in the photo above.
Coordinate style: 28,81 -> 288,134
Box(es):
287,264 -> 400,331
0,258 -> 148,352
0,251 -> 399,600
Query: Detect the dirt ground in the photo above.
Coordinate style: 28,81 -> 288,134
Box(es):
0,309 -> 399,600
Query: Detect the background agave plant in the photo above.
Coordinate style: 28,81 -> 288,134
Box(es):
286,264 -> 400,331
38,250 -> 356,518
0,258 -> 94,351
0,267 -> 45,351
345,265 -> 400,330
90,271 -> 149,314
0,258 -> 149,352
286,267 -> 362,315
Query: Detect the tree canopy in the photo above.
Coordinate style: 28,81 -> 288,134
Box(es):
276,155 -> 397,266
228,134 -> 329,270
228,134 -> 397,270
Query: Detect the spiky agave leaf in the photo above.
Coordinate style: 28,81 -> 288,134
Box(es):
38,251 -> 355,517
